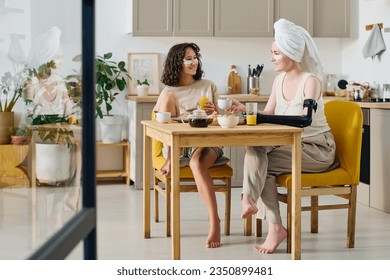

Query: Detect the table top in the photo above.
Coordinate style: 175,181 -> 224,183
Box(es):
142,120 -> 302,148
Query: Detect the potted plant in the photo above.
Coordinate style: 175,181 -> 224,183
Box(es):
136,79 -> 150,97
33,123 -> 76,185
95,52 -> 131,143
23,61 -> 79,185
0,70 -> 25,144
8,124 -> 32,145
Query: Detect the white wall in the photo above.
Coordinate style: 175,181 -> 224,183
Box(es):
1,0 -> 346,118
95,0 -> 344,118
342,0 -> 390,94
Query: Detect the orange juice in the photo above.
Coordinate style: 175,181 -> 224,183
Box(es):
199,96 -> 209,109
246,115 -> 257,125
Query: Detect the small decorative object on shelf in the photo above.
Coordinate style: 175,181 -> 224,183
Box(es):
136,79 -> 150,97
8,124 -> 32,145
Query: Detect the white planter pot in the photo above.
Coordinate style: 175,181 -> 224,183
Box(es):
35,143 -> 72,185
137,85 -> 149,97
99,115 -> 123,144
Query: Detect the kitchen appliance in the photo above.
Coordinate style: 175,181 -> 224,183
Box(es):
360,108 -> 370,184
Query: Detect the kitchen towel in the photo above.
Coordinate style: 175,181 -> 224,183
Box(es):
362,24 -> 386,59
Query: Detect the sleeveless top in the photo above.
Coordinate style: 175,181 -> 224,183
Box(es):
274,72 -> 330,138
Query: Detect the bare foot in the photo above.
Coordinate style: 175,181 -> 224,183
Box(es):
206,221 -> 221,248
254,223 -> 287,254
241,193 -> 258,219
159,159 -> 171,177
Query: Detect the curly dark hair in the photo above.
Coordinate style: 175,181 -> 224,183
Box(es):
161,42 -> 204,86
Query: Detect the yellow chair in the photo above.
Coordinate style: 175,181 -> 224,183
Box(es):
246,100 -> 363,257
151,113 -> 233,237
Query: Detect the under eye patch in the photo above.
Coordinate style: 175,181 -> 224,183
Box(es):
273,54 -> 283,60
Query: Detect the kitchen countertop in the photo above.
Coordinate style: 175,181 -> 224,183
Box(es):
126,94 -> 390,109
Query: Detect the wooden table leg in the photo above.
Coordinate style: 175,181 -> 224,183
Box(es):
171,135 -> 181,260
143,129 -> 151,238
291,132 -> 302,260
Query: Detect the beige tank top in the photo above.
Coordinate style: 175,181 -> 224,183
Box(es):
275,72 -> 330,138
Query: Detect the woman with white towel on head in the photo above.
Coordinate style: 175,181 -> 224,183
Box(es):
230,19 -> 336,254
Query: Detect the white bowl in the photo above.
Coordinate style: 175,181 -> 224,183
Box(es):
217,115 -> 239,128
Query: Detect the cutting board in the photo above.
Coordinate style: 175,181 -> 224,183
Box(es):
227,65 -> 242,94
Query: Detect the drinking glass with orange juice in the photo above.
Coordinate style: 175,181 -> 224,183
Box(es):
199,91 -> 211,109
246,102 -> 258,125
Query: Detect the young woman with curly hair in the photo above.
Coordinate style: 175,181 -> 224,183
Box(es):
154,42 -> 224,248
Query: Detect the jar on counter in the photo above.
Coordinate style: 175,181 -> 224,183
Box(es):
325,74 -> 337,96
371,81 -> 379,99
383,84 -> 390,99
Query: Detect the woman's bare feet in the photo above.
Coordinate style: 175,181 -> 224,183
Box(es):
254,223 -> 287,254
206,220 -> 221,248
159,159 -> 171,177
241,193 -> 258,219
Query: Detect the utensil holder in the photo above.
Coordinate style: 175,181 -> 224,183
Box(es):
248,76 -> 260,95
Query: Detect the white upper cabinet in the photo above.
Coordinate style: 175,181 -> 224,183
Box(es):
214,0 -> 274,37
274,0 -> 313,35
313,0 -> 350,37
132,0 -> 350,37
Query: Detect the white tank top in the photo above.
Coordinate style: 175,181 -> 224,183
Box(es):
275,72 -> 330,138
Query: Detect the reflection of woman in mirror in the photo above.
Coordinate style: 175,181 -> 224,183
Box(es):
24,26 -> 73,119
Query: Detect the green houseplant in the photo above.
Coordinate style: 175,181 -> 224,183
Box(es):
136,79 -> 150,97
8,124 -> 32,145
95,52 -> 131,143
0,70 -> 25,144
95,52 -> 131,118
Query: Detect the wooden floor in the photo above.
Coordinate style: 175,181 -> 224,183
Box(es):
1,184 -> 390,260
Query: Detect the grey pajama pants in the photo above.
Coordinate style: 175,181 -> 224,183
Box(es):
242,131 -> 336,224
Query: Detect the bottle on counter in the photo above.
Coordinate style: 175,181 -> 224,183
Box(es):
325,74 -> 337,96
227,65 -> 242,94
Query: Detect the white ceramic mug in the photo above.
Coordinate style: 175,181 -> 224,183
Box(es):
217,98 -> 233,110
155,112 -> 171,123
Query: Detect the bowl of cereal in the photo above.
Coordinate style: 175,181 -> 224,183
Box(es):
217,115 -> 239,128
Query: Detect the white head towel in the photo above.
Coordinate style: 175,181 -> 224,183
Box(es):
27,26 -> 62,68
362,24 -> 386,59
274,19 -> 324,79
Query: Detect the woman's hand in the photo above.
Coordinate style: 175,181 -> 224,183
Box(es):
203,101 -> 217,115
229,98 -> 246,114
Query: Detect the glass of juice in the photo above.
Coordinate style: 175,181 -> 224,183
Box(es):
246,102 -> 258,125
199,91 -> 210,109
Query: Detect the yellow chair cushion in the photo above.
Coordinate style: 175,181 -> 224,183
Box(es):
277,168 -> 353,189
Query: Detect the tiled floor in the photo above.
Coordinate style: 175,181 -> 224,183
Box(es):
1,184 -> 390,260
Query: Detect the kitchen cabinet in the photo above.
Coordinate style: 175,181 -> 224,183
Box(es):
133,0 -> 213,36
275,0 -> 350,37
133,0 -> 349,37
133,0 -> 173,36
274,0 -> 313,35
174,0 -> 214,36
313,0 -> 350,37
370,109 -> 390,213
133,0 -> 274,37
214,0 -> 274,37
126,97 -> 157,189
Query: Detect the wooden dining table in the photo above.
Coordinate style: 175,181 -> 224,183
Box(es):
142,120 -> 303,260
